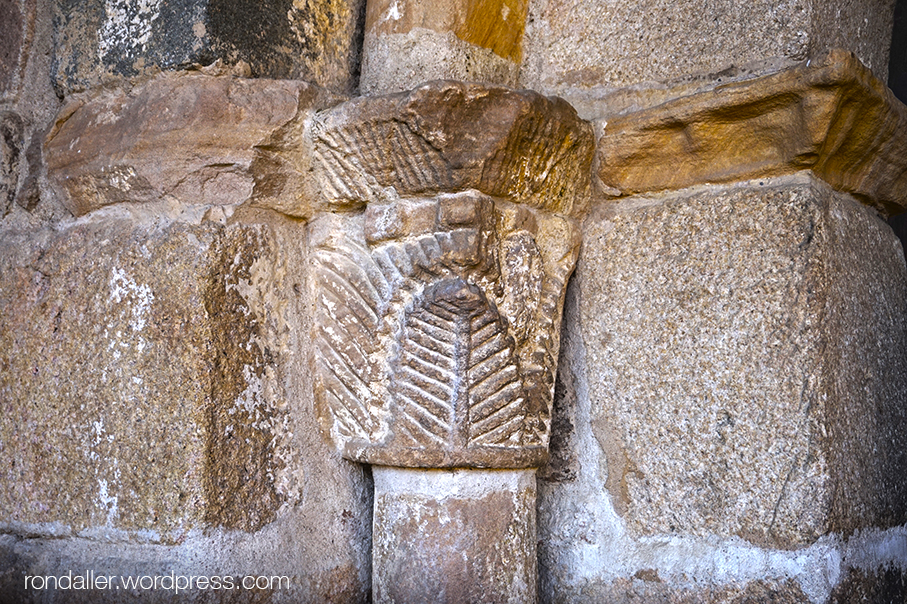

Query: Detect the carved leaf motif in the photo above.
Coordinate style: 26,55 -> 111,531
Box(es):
389,291 -> 459,447
390,279 -> 527,450
313,118 -> 454,207
312,241 -> 388,440
467,306 -> 527,447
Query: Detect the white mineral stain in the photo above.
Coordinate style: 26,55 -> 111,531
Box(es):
96,478 -> 119,526
109,267 -> 154,332
98,0 -> 163,62
232,365 -> 266,421
374,0 -> 402,26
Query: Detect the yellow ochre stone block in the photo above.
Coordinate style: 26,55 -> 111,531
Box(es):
365,0 -> 528,62
595,50 -> 907,217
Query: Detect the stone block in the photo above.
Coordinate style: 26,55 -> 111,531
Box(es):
310,80 -> 594,216
0,212 -> 293,538
44,72 -> 340,218
309,189 -> 583,469
594,51 -> 907,217
829,567 -> 907,603
538,173 -> 907,602
0,0 -> 70,225
305,83 -> 593,470
372,468 -> 537,604
583,174 -> 907,546
0,208 -> 373,600
360,0 -> 527,94
51,0 -> 366,96
520,0 -> 895,101
543,578 -> 812,604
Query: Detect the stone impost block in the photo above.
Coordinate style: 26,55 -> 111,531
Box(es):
520,0 -> 895,99
361,0 -> 528,94
595,51 -> 907,218
51,0 -> 366,95
580,174 -> 907,549
306,82 -> 593,469
372,467 -> 537,603
44,72 -> 341,218
310,80 -> 594,216
0,213 -> 296,539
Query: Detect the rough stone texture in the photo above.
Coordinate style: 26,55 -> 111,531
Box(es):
0,0 -> 69,226
579,174 -> 907,548
306,82 -> 593,469
44,72 -> 341,218
310,80 -> 594,216
537,181 -> 907,602
310,191 -> 580,469
536,366 -> 579,483
1,1 -> 904,601
51,0 -> 366,96
0,0 -> 29,218
829,567 -> 907,603
595,51 -> 907,218
0,112 -> 24,217
0,0 -> 33,99
544,578 -> 812,604
0,211 -> 290,536
0,207 -> 373,601
372,467 -> 536,604
360,0 -> 527,94
2,501 -> 372,604
520,0 -> 895,102
361,28 -> 520,96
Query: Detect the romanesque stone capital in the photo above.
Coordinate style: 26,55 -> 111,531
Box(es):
309,81 -> 594,468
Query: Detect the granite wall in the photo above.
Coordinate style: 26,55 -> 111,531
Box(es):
1,1 -> 905,602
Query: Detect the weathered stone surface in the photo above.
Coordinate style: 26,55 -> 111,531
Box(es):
372,468 -> 536,604
0,0 -> 33,99
307,83 -> 592,469
51,0 -> 366,96
520,0 -> 894,100
537,177 -> 907,602
829,567 -> 907,603
0,0 -> 69,226
595,50 -> 907,217
0,212 -> 290,536
0,111 -> 45,219
0,205 -> 372,603
360,0 -> 526,94
580,174 -> 907,546
44,72 -> 340,218
310,190 -> 580,469
0,112 -> 23,217
311,80 -> 594,216
0,207 -> 374,600
543,577 -> 811,604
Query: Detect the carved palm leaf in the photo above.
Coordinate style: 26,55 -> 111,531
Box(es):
389,279 -> 527,450
312,241 -> 388,440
